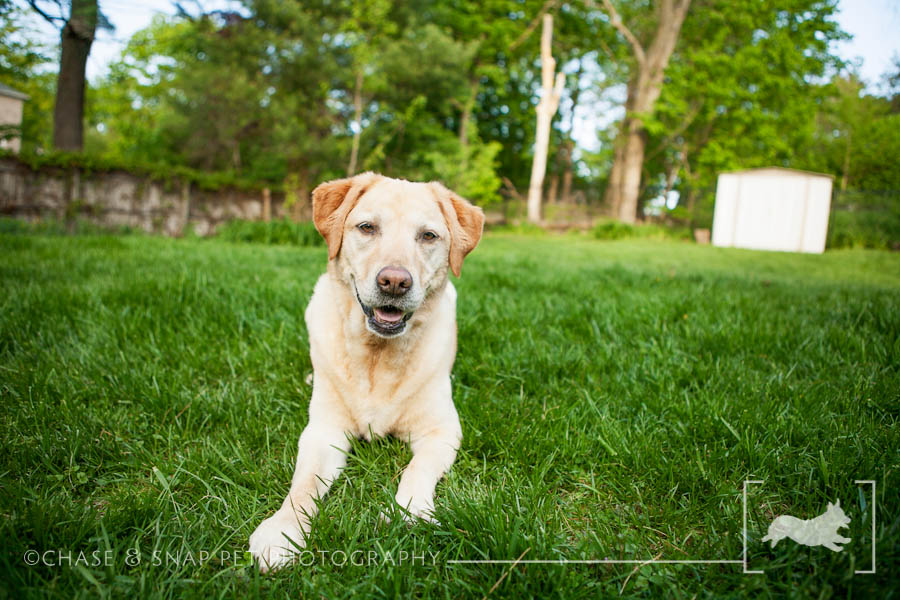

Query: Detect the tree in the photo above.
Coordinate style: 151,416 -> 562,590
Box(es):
0,4 -> 55,152
813,74 -> 900,191
341,0 -> 396,176
27,0 -> 110,150
526,14 -> 564,222
591,0 -> 691,223
641,0 -> 846,225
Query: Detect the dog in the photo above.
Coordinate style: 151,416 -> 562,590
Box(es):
248,172 -> 484,572
760,499 -> 851,552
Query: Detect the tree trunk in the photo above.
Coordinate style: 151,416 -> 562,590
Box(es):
560,59 -> 583,204
458,76 -> 479,149
616,116 -> 648,222
347,69 -> 364,176
605,131 -> 626,216
840,128 -> 851,191
548,174 -> 559,205
53,0 -> 98,151
599,0 -> 691,223
527,14 -> 565,224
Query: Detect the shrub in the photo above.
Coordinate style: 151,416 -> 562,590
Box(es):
591,220 -> 691,241
827,208 -> 900,250
486,222 -> 548,236
0,217 -> 136,236
216,219 -> 324,247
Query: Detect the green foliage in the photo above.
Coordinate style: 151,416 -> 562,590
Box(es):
3,149 -> 272,192
425,136 -> 503,207
0,5 -> 55,153
486,221 -> 548,235
807,75 -> 900,192
3,0 -> 898,250
216,219 -> 323,247
0,216 -> 138,236
1,232 -> 898,596
644,0 -> 847,221
592,219 -> 691,241
828,192 -> 900,250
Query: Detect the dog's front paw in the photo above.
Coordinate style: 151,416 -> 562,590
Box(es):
394,494 -> 440,525
248,511 -> 306,573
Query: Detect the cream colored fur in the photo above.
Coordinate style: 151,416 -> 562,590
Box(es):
248,174 -> 484,572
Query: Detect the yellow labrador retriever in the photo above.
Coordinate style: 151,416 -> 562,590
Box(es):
248,173 -> 484,572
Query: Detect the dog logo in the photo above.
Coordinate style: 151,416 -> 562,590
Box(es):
761,499 -> 851,552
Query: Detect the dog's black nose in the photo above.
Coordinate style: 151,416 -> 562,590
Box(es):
377,266 -> 412,296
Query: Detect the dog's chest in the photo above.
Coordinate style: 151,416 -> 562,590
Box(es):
341,375 -> 410,439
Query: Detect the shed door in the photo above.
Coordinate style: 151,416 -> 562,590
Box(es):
732,174 -> 807,252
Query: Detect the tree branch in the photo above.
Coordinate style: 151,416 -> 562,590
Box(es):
589,0 -> 646,67
509,0 -> 559,52
26,0 -> 66,27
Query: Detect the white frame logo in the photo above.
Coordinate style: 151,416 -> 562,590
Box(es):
447,480 -> 878,575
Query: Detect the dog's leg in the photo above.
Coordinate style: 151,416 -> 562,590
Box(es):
249,423 -> 350,572
394,421 -> 462,523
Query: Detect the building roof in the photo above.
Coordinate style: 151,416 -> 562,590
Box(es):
0,82 -> 29,101
719,166 -> 834,180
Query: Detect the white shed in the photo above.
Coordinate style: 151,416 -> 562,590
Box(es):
0,83 -> 29,154
711,167 -> 833,254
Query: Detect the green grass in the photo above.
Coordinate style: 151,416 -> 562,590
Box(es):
1,230 -> 897,598
591,219 -> 692,242
215,219 -> 324,247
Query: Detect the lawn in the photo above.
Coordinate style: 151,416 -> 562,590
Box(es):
1,230 -> 897,598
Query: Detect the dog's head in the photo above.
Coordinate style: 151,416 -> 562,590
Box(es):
312,173 -> 484,338
825,500 -> 851,529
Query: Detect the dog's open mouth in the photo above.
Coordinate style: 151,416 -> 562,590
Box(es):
373,305 -> 405,325
354,288 -> 413,337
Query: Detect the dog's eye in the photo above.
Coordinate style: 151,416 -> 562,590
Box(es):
421,231 -> 438,241
357,222 -> 376,234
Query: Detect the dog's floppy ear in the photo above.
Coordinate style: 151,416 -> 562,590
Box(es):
431,182 -> 485,277
312,172 -> 380,260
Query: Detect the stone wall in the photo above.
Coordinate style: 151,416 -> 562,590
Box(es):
0,157 -> 309,236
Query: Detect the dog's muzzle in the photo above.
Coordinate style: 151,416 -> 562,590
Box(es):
354,284 -> 413,338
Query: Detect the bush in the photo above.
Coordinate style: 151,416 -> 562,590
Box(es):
827,208 -> 900,250
591,220 -> 691,241
1,150 -> 276,192
486,222 -> 548,236
0,217 -> 137,236
216,219 -> 324,247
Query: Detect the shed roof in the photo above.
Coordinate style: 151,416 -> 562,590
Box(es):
0,83 -> 29,101
719,166 -> 834,180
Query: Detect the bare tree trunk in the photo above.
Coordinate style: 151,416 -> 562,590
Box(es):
596,0 -> 691,223
231,140 -> 241,170
605,134 -> 626,216
527,14 -> 565,224
548,174 -> 559,205
52,0 -> 98,151
347,69 -> 364,176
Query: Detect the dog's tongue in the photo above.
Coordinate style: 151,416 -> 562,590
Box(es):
374,307 -> 404,323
